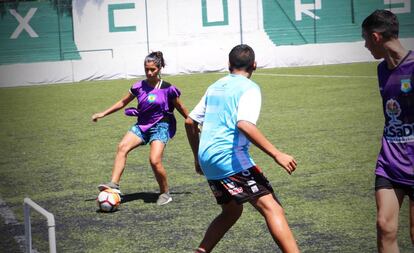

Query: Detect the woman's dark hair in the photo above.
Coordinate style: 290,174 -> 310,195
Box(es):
144,51 -> 165,68
228,44 -> 255,72
362,9 -> 399,39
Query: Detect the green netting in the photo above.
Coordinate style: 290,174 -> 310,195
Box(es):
0,1 -> 80,65
263,0 -> 414,45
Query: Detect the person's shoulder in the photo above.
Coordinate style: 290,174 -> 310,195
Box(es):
232,74 -> 257,85
207,75 -> 229,88
240,76 -> 259,91
212,74 -> 232,84
161,80 -> 172,88
405,50 -> 414,65
161,81 -> 182,98
131,79 -> 144,89
246,77 -> 259,86
377,60 -> 387,72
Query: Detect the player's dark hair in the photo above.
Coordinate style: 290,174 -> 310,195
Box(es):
362,9 -> 399,39
145,51 -> 165,69
228,44 -> 255,72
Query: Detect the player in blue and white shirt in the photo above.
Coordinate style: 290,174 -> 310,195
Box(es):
189,73 -> 261,180
185,45 -> 299,253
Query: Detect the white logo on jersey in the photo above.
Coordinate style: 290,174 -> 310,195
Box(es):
384,99 -> 414,143
385,99 -> 402,124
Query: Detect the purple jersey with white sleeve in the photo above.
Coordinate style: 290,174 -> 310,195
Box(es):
375,51 -> 414,186
129,80 -> 181,138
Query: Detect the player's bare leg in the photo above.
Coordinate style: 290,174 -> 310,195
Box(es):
111,132 -> 143,184
250,194 -> 300,253
149,140 -> 168,194
197,200 -> 243,253
376,188 -> 405,253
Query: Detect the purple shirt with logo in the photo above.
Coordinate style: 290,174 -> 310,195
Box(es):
129,80 -> 181,138
375,51 -> 414,186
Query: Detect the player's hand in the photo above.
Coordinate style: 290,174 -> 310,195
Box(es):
274,152 -> 297,175
92,112 -> 104,122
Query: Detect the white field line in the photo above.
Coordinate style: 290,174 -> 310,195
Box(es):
0,197 -> 19,225
168,72 -> 377,79
253,73 -> 377,79
0,197 -> 39,253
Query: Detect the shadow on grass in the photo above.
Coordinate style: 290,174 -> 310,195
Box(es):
121,191 -> 192,203
85,191 -> 192,204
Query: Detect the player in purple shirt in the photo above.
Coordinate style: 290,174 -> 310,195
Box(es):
362,10 -> 414,252
92,51 -> 188,205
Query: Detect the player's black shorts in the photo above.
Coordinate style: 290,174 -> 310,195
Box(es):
375,175 -> 414,201
207,166 -> 277,205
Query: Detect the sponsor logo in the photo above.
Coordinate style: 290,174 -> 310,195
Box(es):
221,179 -> 243,195
247,180 -> 256,186
384,123 -> 414,142
386,99 -> 402,124
147,94 -> 157,103
228,187 -> 243,195
384,99 -> 414,143
251,185 -> 259,193
223,179 -> 236,189
241,170 -> 251,177
401,79 -> 412,93
247,180 -> 259,193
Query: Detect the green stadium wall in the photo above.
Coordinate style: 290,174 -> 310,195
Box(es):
0,0 -> 413,87
0,1 -> 80,65
262,0 -> 414,45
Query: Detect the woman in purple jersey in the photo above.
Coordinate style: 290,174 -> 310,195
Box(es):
362,10 -> 414,252
92,51 -> 188,205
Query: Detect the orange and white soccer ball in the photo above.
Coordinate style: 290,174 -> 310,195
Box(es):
96,189 -> 121,212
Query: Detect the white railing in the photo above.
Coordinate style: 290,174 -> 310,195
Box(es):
23,198 -> 56,253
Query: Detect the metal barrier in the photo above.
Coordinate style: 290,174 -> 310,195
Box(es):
23,198 -> 56,253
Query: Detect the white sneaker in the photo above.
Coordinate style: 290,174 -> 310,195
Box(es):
98,182 -> 122,195
156,192 -> 172,205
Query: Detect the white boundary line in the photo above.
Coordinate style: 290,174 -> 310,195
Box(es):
0,197 -> 19,225
253,73 -> 377,79
180,72 -> 377,79
167,71 -> 377,79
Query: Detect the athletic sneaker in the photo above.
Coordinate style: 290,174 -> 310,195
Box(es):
98,182 -> 122,195
156,192 -> 172,206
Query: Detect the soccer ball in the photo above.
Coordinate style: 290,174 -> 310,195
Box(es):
96,189 -> 121,212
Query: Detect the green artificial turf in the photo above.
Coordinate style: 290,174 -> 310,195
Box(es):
0,62 -> 412,252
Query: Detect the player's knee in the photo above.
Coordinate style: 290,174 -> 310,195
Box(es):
149,157 -> 162,168
257,197 -> 284,217
117,142 -> 130,154
376,216 -> 398,238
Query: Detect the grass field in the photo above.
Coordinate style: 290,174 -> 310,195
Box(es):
0,62 -> 413,252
